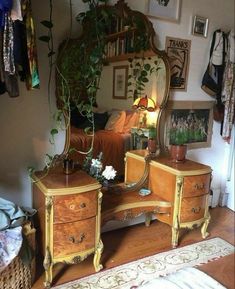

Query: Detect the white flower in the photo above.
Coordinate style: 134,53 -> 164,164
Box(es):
101,166 -> 117,180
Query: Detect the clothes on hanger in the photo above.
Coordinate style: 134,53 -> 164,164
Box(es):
221,30 -> 235,142
0,0 -> 39,97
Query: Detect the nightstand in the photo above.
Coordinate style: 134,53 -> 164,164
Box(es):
131,127 -> 150,150
32,167 -> 103,288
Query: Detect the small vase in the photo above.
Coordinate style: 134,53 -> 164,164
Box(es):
63,158 -> 74,175
170,145 -> 187,162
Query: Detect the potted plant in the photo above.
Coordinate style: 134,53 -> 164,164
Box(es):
169,126 -> 189,162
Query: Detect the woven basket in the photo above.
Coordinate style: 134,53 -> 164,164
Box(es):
0,222 -> 36,289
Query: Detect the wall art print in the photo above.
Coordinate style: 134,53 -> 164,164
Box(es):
164,101 -> 214,149
165,37 -> 191,90
147,0 -> 181,22
113,65 -> 128,99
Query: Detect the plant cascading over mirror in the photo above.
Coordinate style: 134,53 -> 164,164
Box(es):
31,0 -> 156,178
31,0 -> 112,176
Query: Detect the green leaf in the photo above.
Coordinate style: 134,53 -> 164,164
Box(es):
40,20 -> 53,28
50,128 -> 58,136
142,77 -> 149,83
144,63 -> 151,71
48,51 -> 56,57
27,166 -> 35,176
39,35 -> 50,42
141,70 -> 147,76
84,127 -> 92,134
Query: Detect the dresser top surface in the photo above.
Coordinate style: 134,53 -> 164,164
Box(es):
33,167 -> 101,196
126,150 -> 212,175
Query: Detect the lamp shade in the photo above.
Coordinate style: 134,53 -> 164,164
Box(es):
132,95 -> 156,112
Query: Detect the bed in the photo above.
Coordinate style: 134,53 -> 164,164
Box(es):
69,109 -> 138,177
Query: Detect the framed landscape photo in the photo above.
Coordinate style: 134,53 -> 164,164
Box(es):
113,65 -> 128,99
192,15 -> 209,38
147,0 -> 181,22
164,101 -> 214,149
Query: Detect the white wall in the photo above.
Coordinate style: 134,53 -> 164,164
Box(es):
0,0 -> 234,209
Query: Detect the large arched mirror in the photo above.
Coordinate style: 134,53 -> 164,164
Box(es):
56,0 -> 170,180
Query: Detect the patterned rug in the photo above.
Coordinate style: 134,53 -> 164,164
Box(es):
53,237 -> 234,289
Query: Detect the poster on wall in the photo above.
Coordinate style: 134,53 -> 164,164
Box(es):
165,37 -> 191,90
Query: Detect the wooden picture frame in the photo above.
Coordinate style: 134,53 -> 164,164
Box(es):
192,15 -> 209,38
165,37 -> 191,90
164,101 -> 214,149
113,65 -> 128,99
147,0 -> 181,22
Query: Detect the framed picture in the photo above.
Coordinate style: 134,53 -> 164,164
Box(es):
147,0 -> 181,22
113,65 -> 128,99
164,101 -> 214,149
192,15 -> 209,38
165,37 -> 191,90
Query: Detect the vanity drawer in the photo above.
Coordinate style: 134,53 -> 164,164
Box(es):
53,217 -> 96,257
53,191 -> 98,224
180,195 -> 207,223
183,174 -> 211,197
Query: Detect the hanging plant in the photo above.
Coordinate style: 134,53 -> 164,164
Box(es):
128,57 -> 162,99
29,0 -> 112,178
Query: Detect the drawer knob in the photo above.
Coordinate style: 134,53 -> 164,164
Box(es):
191,207 -> 201,213
194,183 -> 205,190
80,202 -> 86,208
69,233 -> 85,244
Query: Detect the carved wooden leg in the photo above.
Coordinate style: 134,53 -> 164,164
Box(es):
201,212 -> 211,239
145,212 -> 152,227
93,239 -> 103,272
43,256 -> 53,289
172,227 -> 179,248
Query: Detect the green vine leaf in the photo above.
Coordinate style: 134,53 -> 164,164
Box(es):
40,20 -> 53,28
50,128 -> 58,136
27,166 -> 35,177
39,35 -> 50,42
48,51 -> 56,57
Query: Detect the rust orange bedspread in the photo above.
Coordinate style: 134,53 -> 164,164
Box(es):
70,127 -> 129,177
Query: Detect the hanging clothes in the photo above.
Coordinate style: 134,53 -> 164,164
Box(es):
0,0 -> 40,97
221,30 -> 235,143
21,0 -> 40,90
0,0 -> 12,27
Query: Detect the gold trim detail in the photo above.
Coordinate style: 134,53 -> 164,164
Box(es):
54,248 -> 95,263
102,200 -> 171,219
35,180 -> 101,196
150,161 -> 212,176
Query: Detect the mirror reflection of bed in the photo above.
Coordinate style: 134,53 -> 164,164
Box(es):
69,55 -> 168,181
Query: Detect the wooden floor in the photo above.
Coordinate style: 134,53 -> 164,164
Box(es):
32,207 -> 235,289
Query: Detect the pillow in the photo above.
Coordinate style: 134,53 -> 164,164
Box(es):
70,108 -> 87,128
73,112 -> 109,131
123,111 -> 138,133
94,112 -> 109,130
105,110 -> 126,133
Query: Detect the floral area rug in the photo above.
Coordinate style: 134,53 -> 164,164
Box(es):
52,237 -> 234,289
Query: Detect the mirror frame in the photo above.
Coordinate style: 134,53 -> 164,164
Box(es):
55,0 -> 171,156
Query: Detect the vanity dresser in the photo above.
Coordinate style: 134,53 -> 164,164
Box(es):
33,0 -> 213,288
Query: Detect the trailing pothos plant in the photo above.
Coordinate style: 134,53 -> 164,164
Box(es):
28,0 -> 112,178
128,56 -> 162,99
